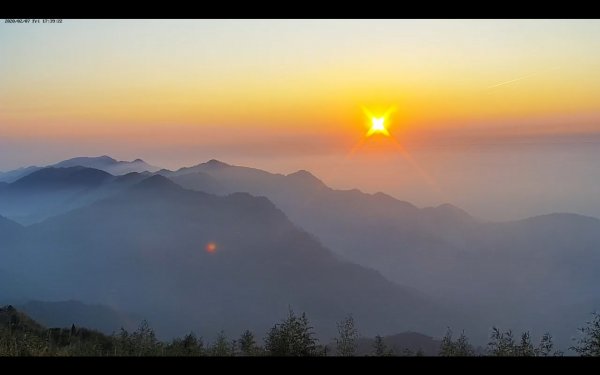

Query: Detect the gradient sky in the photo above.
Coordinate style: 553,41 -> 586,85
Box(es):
2,19 -> 600,219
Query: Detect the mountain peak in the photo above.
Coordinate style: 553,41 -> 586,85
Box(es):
435,203 -> 471,216
53,156 -> 117,168
10,166 -> 114,189
286,169 -> 326,188
50,156 -> 159,174
203,159 -> 230,169
133,175 -> 182,191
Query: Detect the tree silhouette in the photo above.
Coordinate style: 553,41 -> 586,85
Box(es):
440,327 -> 474,356
439,327 -> 454,356
516,332 -> 535,356
210,330 -> 234,356
487,328 -> 563,357
131,320 -> 161,356
0,304 -> 582,357
239,330 -> 260,356
165,332 -> 204,356
335,314 -> 359,356
536,332 -> 562,356
264,308 -> 321,356
572,311 -> 600,356
455,330 -> 474,356
372,335 -> 393,356
487,327 -> 516,356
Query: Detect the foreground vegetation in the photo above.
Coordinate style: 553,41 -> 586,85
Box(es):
1,305 -> 599,356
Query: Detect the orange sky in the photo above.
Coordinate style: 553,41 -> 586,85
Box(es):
2,20 -> 600,145
2,20 -> 600,220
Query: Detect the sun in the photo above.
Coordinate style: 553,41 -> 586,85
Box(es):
367,117 -> 390,137
363,106 -> 395,137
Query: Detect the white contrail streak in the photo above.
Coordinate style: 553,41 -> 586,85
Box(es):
486,67 -> 560,90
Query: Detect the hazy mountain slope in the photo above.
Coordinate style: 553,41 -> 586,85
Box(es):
167,171 -> 225,195
165,160 -> 600,346
18,300 -> 140,334
0,166 -> 43,183
0,216 -> 36,305
0,214 -> 23,239
5,175 -> 465,340
4,157 -> 597,347
160,160 -> 479,291
0,167 -> 152,225
0,167 -> 117,225
0,156 -> 158,184
0,305 -> 46,333
0,215 -> 25,265
10,166 -> 114,189
161,159 -> 328,198
453,213 -> 600,342
53,155 -> 159,175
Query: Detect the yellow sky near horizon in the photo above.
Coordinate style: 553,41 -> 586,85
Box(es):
3,20 -> 600,221
2,19 -> 600,145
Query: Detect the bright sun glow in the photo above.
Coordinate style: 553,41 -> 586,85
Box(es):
367,117 -> 390,137
363,106 -> 395,137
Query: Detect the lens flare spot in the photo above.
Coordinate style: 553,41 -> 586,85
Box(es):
205,242 -> 217,253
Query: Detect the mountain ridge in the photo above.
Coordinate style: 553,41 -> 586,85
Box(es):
18,300 -> 141,334
3,174 -> 466,339
2,156 -> 600,347
155,158 -> 600,347
0,156 -> 159,183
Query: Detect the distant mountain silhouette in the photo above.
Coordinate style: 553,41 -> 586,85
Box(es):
133,174 -> 183,191
0,216 -> 28,303
1,175 -> 464,340
163,172 -> 224,195
0,167 -> 158,225
18,300 -> 141,334
0,156 -> 158,183
53,155 -> 120,168
3,156 -> 600,347
0,305 -> 45,333
0,166 -> 43,183
0,215 -> 23,248
163,159 -> 600,346
10,166 -> 114,190
286,169 -> 327,189
202,158 -> 231,169
53,155 -> 159,175
0,167 -> 119,224
160,159 -> 329,197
